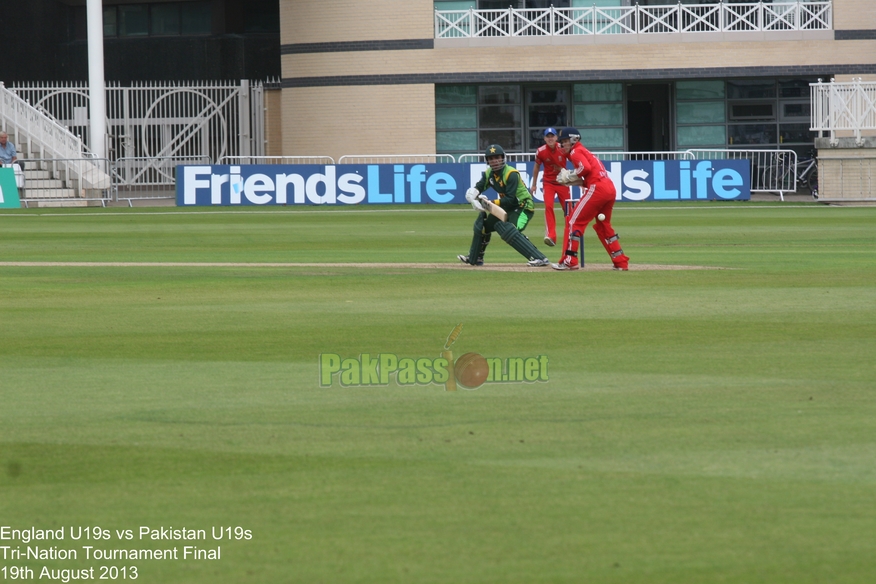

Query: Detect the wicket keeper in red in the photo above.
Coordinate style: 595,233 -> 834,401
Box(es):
553,127 -> 629,271
529,127 -> 570,248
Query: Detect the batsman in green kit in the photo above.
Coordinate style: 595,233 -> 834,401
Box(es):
458,144 -> 550,267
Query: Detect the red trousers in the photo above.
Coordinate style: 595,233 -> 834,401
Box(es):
542,181 -> 571,242
563,180 -> 629,269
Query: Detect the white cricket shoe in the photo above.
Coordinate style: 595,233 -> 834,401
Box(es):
551,257 -> 580,271
457,255 -> 483,266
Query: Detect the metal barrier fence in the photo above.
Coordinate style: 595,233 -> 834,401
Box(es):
218,155 -> 335,165
17,157 -> 112,207
593,151 -> 694,161
686,149 -> 798,200
112,155 -> 211,204
337,154 -> 456,164
457,152 -> 534,163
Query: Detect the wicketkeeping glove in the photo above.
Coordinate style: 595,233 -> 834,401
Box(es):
557,168 -> 577,185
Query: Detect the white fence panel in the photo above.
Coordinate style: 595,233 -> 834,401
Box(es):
435,2 -> 832,38
10,80 -> 266,165
811,79 -> 876,146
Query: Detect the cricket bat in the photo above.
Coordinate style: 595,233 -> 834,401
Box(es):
481,198 -> 507,222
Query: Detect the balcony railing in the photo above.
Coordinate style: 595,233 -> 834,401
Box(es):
811,79 -> 876,146
435,2 -> 832,38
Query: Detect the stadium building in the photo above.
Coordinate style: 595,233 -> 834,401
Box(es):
0,0 -> 280,82
280,1 -> 876,162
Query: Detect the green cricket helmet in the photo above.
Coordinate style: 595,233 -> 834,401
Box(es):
484,144 -> 506,172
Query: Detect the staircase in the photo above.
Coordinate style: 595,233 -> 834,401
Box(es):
1,82 -> 111,207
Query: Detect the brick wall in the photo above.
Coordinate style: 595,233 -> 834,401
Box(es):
833,0 -> 876,31
281,0 -> 432,45
282,85 -> 436,161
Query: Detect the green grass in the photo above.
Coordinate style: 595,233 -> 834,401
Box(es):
1,203 -> 875,583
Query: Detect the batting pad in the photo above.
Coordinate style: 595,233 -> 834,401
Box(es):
494,222 -> 547,261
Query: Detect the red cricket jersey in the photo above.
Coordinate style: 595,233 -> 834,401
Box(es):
568,142 -> 611,188
534,144 -> 568,183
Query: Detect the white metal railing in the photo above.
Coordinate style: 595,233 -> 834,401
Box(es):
457,152 -> 534,163
0,83 -> 113,195
337,154 -> 456,164
435,2 -> 832,38
0,82 -> 83,160
219,155 -> 336,165
10,80 -> 266,164
811,78 -> 876,146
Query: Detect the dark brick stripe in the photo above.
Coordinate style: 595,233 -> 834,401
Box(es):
281,39 -> 433,54
283,64 -> 876,88
835,30 -> 876,40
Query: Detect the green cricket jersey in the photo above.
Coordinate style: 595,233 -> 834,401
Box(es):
475,164 -> 535,213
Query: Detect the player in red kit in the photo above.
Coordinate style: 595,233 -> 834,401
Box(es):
553,127 -> 629,271
529,127 -> 570,248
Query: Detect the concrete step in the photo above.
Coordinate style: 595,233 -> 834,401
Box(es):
22,199 -> 90,208
23,169 -> 51,180
25,179 -> 66,189
23,188 -> 78,199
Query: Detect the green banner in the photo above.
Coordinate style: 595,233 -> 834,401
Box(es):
0,167 -> 21,209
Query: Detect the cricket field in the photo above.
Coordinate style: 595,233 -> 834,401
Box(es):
1,203 -> 874,583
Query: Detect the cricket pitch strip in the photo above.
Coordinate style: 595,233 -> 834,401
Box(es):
0,262 -> 722,271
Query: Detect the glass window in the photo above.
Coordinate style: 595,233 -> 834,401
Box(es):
574,83 -> 622,103
436,107 -> 477,129
479,0 -> 523,8
779,124 -> 816,144
245,0 -> 280,33
479,130 -> 522,152
677,125 -> 726,147
525,0 -> 571,9
119,5 -> 149,37
728,102 -> 775,121
479,105 -> 522,128
151,3 -> 180,36
728,124 -> 777,146
779,79 -> 811,99
529,89 -> 567,103
103,6 -> 118,37
677,101 -> 725,124
181,1 -> 212,35
529,105 -> 567,128
479,86 -> 521,105
574,103 -> 623,126
676,80 -> 724,100
727,80 -> 776,99
437,131 -> 477,152
580,128 -> 623,149
436,86 -> 476,105
780,102 -> 811,121
435,1 -> 477,9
